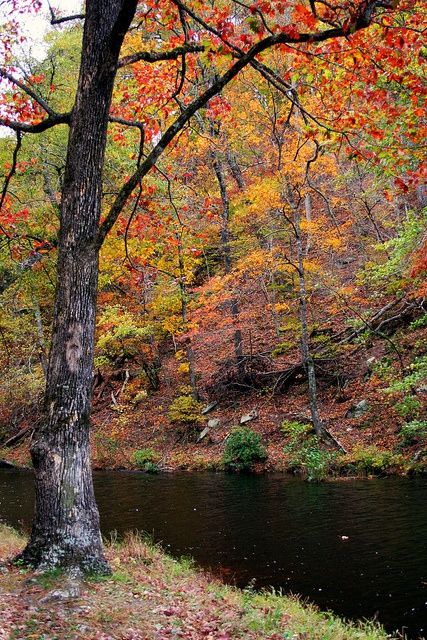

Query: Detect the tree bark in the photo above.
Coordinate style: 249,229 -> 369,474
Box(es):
17,0 -> 138,573
284,181 -> 329,442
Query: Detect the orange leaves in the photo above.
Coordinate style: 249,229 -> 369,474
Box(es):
293,3 -> 317,29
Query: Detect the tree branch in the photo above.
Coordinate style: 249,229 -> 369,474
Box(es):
97,1 -> 393,248
47,1 -> 84,25
117,44 -> 204,68
0,68 -> 56,116
0,113 -> 70,134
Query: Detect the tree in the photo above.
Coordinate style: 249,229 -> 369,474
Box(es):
0,0 -> 408,572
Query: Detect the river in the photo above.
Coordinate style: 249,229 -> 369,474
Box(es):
0,469 -> 426,637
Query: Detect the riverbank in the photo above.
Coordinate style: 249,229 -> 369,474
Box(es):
2,436 -> 426,479
0,525 -> 392,640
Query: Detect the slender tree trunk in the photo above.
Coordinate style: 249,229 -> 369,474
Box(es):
285,182 -> 326,440
31,294 -> 48,377
211,150 -> 244,375
18,0 -> 138,573
293,202 -> 323,437
177,235 -> 199,401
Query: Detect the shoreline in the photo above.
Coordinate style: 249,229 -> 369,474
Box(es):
0,525 -> 394,640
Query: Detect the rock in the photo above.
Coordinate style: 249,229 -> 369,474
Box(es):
201,402 -> 218,415
207,418 -> 220,429
197,427 -> 210,442
0,459 -> 16,469
240,410 -> 258,424
412,450 -> 425,463
346,400 -> 369,419
39,581 -> 81,604
366,356 -> 376,370
336,257 -> 356,266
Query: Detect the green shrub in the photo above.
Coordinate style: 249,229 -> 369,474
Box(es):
282,420 -> 338,481
285,437 -> 337,482
349,445 -> 396,474
399,420 -> 427,447
409,314 -> 427,331
386,355 -> 427,394
143,461 -> 160,474
223,428 -> 267,471
395,395 -> 422,419
271,342 -> 293,358
168,395 -> 203,424
96,305 -> 153,363
132,448 -> 161,472
281,420 -> 313,441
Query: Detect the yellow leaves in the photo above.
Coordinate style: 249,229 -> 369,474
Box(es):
302,258 -> 321,273
177,362 -> 190,375
235,248 -> 272,277
300,218 -> 321,234
321,234 -> 344,251
274,302 -> 291,314
234,175 -> 282,223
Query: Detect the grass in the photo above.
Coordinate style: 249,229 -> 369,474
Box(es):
0,524 -> 393,640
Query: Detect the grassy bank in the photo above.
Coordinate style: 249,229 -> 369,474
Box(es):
0,525 -> 393,640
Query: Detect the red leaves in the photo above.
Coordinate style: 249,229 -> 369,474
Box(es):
294,3 -> 317,29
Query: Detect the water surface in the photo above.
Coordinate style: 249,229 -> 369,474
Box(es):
0,469 -> 426,637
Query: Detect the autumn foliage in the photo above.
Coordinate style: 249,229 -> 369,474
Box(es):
0,0 -> 426,469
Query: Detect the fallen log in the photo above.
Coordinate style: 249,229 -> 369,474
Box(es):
1,426 -> 32,448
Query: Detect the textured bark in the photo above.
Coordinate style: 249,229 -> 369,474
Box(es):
284,181 -> 329,442
18,0 -> 138,573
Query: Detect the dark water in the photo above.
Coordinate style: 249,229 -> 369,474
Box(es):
0,469 -> 426,637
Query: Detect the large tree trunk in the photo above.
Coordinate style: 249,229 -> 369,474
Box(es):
17,0 -> 138,573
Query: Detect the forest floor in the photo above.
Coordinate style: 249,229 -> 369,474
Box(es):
1,297 -> 426,478
0,524 -> 392,640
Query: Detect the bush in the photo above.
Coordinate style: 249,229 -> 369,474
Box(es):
271,342 -> 293,358
386,355 -> 427,394
281,420 -> 313,441
399,420 -> 427,447
348,445 -> 397,474
395,395 -> 422,419
409,314 -> 427,331
282,420 -> 337,481
291,442 -> 336,482
132,448 -> 161,472
168,394 -> 203,425
223,428 -> 267,471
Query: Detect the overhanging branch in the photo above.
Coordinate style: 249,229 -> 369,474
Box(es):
0,113 -> 70,134
97,0 -> 393,248
117,43 -> 204,68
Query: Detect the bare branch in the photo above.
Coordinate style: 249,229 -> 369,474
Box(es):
117,44 -> 204,68
50,14 -> 85,24
47,1 -> 84,24
0,113 -> 70,134
109,115 -> 144,129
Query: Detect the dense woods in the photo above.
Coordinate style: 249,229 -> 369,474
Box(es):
0,0 -> 426,576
